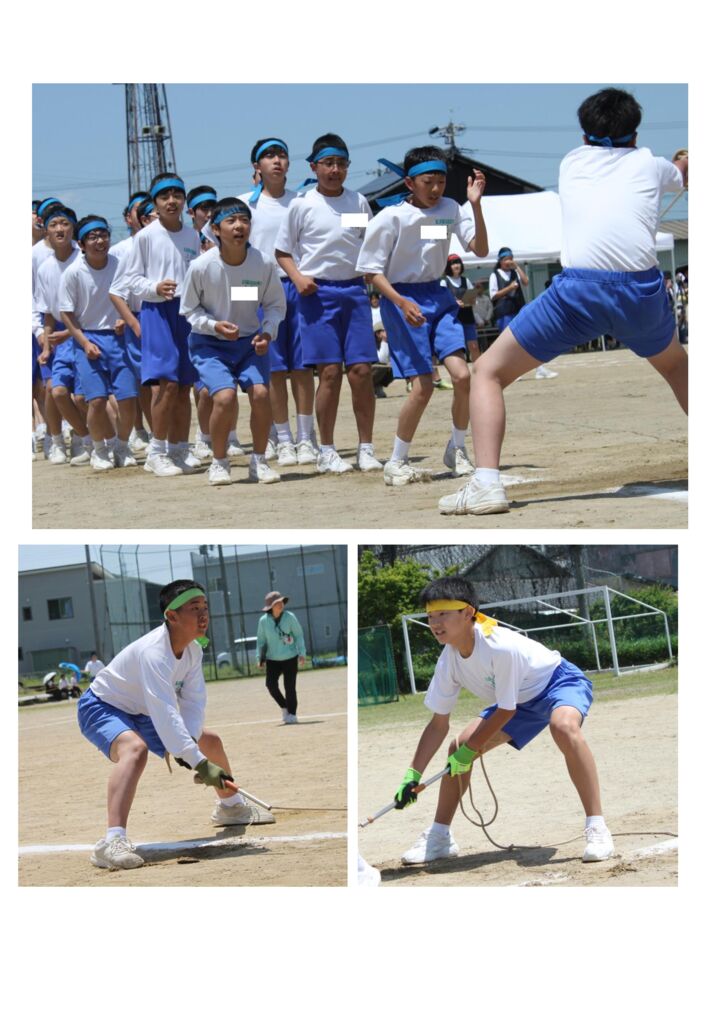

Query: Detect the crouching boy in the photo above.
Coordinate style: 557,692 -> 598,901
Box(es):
394,576 -> 614,866
77,580 -> 274,871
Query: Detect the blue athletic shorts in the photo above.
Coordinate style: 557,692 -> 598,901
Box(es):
32,334 -> 41,384
481,658 -> 593,750
50,329 -> 84,395
123,324 -> 142,381
77,687 -> 166,760
461,321 -> 478,343
381,281 -> 466,379
509,267 -> 676,363
140,296 -> 194,385
495,314 -> 516,335
298,277 -> 377,367
270,278 -> 306,373
74,330 -> 138,402
189,332 -> 270,394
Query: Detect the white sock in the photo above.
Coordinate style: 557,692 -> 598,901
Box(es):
451,426 -> 466,449
198,431 -> 211,444
93,439 -> 107,453
149,437 -> 165,457
392,436 -> 410,462
585,815 -> 606,830
358,442 -> 374,454
430,821 -> 450,836
474,467 -> 500,486
220,794 -> 243,807
51,433 -> 64,446
275,421 -> 293,443
227,430 -> 239,443
251,452 -> 267,463
296,414 -> 314,441
320,444 -> 336,455
82,434 -> 92,446
212,457 -> 230,469
106,826 -> 126,842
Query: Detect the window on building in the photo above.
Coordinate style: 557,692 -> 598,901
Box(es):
22,607 -> 32,621
47,597 -> 74,620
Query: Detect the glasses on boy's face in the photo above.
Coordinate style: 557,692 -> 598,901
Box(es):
317,158 -> 350,169
84,231 -> 109,242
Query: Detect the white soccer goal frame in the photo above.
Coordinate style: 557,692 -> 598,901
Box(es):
401,585 -> 673,694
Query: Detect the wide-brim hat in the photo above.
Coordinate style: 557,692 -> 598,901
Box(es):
263,591 -> 289,612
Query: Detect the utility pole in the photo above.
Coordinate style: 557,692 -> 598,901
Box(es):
429,114 -> 468,155
125,85 -> 177,196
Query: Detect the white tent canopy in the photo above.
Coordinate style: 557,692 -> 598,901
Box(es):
451,191 -> 674,269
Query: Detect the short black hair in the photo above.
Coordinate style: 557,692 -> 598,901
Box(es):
419,575 -> 477,608
75,214 -> 110,243
187,185 -> 218,210
159,579 -> 206,614
308,132 -> 348,162
137,199 -> 156,222
403,145 -> 448,175
577,88 -> 642,146
251,137 -> 289,164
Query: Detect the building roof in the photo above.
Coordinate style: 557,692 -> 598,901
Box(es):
19,561 -> 115,580
660,219 -> 688,240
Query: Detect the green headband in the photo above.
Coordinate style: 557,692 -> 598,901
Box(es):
164,588 -> 209,647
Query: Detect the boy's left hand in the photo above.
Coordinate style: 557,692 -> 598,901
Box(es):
467,169 -> 487,204
447,743 -> 477,776
252,332 -> 270,355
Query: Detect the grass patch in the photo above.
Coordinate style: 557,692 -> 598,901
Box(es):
359,665 -> 678,729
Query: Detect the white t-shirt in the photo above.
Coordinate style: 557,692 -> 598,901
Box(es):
90,624 -> 206,767
180,245 -> 286,340
32,239 -> 64,337
84,658 -> 105,678
559,145 -> 683,271
356,197 -> 475,284
424,622 -> 561,715
275,187 -> 373,280
116,218 -> 200,303
35,248 -> 80,322
239,189 -> 299,278
488,267 -> 513,300
58,254 -> 120,330
108,236 -> 142,312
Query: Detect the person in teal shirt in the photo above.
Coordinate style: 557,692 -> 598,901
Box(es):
257,591 -> 306,724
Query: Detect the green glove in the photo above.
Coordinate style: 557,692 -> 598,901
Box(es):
194,758 -> 234,788
394,768 -> 422,809
447,743 -> 477,777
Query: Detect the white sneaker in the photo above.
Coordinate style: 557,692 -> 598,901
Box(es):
249,459 -> 281,484
129,429 -> 150,453
295,438 -> 317,465
144,451 -> 183,477
383,459 -> 431,486
69,444 -> 92,467
401,826 -> 459,866
358,855 -> 382,887
208,461 -> 232,486
226,439 -> 245,457
277,441 -> 298,467
535,365 -> 558,379
438,477 -> 509,515
34,425 -> 47,453
357,446 -> 383,472
90,447 -> 114,472
113,444 -> 138,469
285,713 -> 298,724
443,440 -> 475,476
48,442 -> 67,465
90,835 -> 144,870
193,438 -> 213,460
169,448 -> 202,474
211,801 -> 276,826
317,449 -> 353,474
582,825 -> 615,862
265,439 -> 278,461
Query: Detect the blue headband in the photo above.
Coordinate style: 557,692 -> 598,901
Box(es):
407,159 -> 448,177
38,198 -> 61,216
586,132 -> 636,148
138,201 -> 155,219
44,208 -> 76,226
254,139 -> 289,161
188,191 -> 217,210
498,248 -> 513,259
78,219 -> 109,241
212,203 -> 251,225
150,176 -> 186,199
308,146 -> 349,163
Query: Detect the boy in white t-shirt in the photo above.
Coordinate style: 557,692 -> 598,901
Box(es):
76,580 -> 274,870
356,146 -> 489,485
394,576 -> 614,867
440,88 -> 688,516
275,132 -> 382,475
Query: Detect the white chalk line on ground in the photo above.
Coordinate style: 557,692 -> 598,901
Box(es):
608,484 -> 688,503
19,709 -> 346,733
19,831 -> 347,856
508,838 -> 678,885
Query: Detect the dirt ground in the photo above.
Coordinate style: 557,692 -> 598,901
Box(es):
18,667 -> 347,887
33,349 -> 687,529
358,692 -> 677,886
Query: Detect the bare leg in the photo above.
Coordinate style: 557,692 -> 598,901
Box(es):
87,397 -> 114,442
107,731 -> 149,828
434,720 -> 511,826
248,384 -> 273,453
396,374 -> 434,442
469,328 -> 541,468
548,706 -> 602,816
195,386 -> 213,436
209,388 -> 238,460
315,363 -> 343,445
116,398 -> 136,443
442,351 -> 471,431
51,387 -> 88,436
647,331 -> 688,414
290,368 -> 315,418
270,371 -> 290,427
169,384 -> 192,444
43,381 -> 62,436
346,362 -> 375,443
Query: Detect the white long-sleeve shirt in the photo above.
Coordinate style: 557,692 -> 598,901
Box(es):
180,246 -> 286,339
90,624 -> 207,767
115,218 -> 200,303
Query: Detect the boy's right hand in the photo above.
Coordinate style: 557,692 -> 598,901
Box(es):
215,321 -> 240,341
156,279 -> 177,300
84,342 -> 102,360
294,274 -> 318,297
193,758 -> 235,788
398,299 -> 426,327
394,767 -> 422,809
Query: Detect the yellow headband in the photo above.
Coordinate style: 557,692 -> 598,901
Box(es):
425,600 -> 497,637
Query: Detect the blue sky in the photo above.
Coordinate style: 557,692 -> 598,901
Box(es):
33,83 -> 688,237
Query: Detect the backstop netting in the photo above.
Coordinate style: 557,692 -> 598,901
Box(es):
358,625 -> 399,705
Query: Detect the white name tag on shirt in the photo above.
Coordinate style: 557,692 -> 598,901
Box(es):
230,287 -> 259,301
421,225 -> 448,239
341,213 -> 369,227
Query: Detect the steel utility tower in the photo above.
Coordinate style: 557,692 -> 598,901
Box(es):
125,85 -> 177,196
